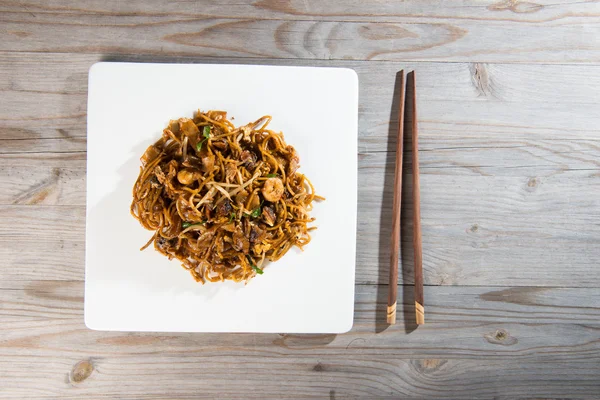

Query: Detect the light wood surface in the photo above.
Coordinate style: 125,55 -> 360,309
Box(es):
1,1 -> 600,398
2,0 -> 600,63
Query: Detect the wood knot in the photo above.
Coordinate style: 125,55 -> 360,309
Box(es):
489,0 -> 544,14
527,177 -> 538,187
313,362 -> 324,372
526,177 -> 540,192
70,360 -> 94,383
469,63 -> 494,98
10,30 -> 32,38
412,359 -> 447,374
484,329 -> 518,346
469,224 -> 479,233
274,334 -> 336,348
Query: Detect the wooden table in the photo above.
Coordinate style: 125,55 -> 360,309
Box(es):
2,1 -> 600,398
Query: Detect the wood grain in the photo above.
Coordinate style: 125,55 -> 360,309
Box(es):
4,54 -> 600,155
0,152 -> 600,287
2,162 -> 598,286
1,1 -> 600,63
3,0 -> 599,23
0,282 -> 599,398
2,2 -> 600,398
2,282 -> 599,352
2,55 -> 598,287
1,356 -> 597,399
0,154 -> 86,205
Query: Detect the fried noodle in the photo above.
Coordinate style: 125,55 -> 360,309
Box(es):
131,110 -> 322,283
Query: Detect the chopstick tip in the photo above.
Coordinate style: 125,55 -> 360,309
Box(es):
415,302 -> 424,325
387,303 -> 397,325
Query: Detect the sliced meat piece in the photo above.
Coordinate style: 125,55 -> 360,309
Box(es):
204,205 -> 213,221
176,197 -> 203,222
154,165 -> 167,184
162,160 -> 180,198
261,206 -> 276,227
240,150 -> 257,169
286,145 -> 300,175
182,153 -> 202,169
232,225 -> 250,254
249,223 -> 266,243
201,154 -> 215,173
212,140 -> 228,151
150,176 -> 162,189
196,229 -> 216,254
225,162 -> 237,182
216,199 -> 233,218
215,237 -> 226,255
155,236 -> 177,256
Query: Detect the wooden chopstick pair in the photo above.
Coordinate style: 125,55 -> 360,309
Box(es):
386,71 -> 424,326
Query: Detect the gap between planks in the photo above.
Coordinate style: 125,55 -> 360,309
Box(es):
3,50 -> 600,67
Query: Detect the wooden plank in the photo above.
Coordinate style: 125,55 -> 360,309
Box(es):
0,283 -> 599,398
3,49 -> 600,284
0,355 -> 597,399
358,152 -> 600,286
3,0 -> 599,23
3,54 -> 600,155
0,206 -> 85,282
1,147 -> 599,286
1,7 -> 599,63
0,153 -> 86,205
3,281 -> 600,327
3,132 -> 599,202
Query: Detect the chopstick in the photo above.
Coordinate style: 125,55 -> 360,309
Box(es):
410,72 -> 424,325
387,71 -> 424,326
387,71 -> 406,325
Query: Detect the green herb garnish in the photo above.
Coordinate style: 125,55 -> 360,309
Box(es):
252,265 -> 264,274
247,256 -> 264,275
250,200 -> 264,218
266,173 -> 278,178
229,211 -> 236,223
196,138 -> 207,151
196,126 -> 211,151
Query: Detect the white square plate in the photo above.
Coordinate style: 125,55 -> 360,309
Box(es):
85,62 -> 358,333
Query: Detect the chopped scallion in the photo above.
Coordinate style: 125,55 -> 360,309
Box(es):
247,255 -> 264,275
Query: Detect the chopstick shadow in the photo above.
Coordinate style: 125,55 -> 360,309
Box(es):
375,71 -> 418,334
100,54 -> 298,66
